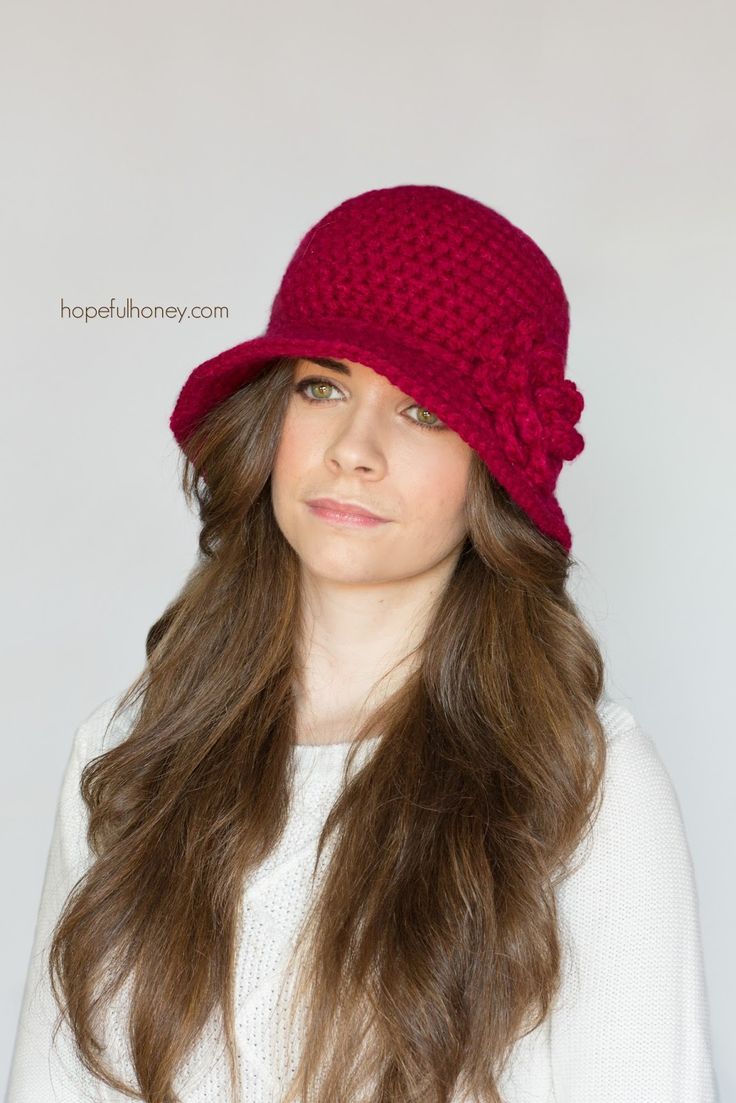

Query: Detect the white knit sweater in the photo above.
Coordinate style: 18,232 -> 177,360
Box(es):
5,693 -> 719,1102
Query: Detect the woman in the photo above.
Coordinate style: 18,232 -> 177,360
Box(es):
7,185 -> 718,1102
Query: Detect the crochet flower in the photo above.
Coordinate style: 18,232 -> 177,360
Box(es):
474,316 -> 584,492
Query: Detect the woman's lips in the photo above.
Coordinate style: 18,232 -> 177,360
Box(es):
306,502 -> 390,527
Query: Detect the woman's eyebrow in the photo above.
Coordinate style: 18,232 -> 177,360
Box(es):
304,357 -> 351,376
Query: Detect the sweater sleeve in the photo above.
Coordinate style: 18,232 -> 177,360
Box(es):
549,716 -> 719,1102
5,696 -> 125,1103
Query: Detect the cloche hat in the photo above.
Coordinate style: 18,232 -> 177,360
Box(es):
169,184 -> 585,552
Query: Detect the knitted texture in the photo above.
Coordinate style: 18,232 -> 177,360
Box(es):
6,695 -> 719,1101
169,185 -> 585,552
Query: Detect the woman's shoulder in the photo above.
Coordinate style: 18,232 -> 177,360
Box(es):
593,692 -> 676,785
561,693 -> 696,903
73,689 -> 142,761
595,692 -> 645,745
592,693 -> 683,817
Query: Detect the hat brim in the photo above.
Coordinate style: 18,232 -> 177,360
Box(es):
168,319 -> 573,552
170,319 -> 480,456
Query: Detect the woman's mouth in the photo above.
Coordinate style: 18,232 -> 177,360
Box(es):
305,501 -> 390,528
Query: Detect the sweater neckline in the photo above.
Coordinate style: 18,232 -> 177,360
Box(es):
291,734 -> 382,771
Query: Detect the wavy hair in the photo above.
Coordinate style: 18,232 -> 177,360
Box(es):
48,355 -> 607,1103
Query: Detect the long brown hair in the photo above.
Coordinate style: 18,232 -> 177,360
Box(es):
48,355 -> 606,1103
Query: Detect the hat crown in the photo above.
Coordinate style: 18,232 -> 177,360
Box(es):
268,184 -> 570,366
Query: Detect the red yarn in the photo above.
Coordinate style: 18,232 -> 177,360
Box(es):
170,185 -> 585,552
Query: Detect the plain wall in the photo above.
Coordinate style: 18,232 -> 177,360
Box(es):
2,0 -> 733,1095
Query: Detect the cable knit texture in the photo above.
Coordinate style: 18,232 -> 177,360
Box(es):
6,694 -> 718,1102
168,185 -> 585,551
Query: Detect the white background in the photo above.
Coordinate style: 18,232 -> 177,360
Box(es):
1,0 -> 733,1095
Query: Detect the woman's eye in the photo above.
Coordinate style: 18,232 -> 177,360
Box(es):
293,377 -> 445,432
405,406 -> 445,431
295,378 -> 342,402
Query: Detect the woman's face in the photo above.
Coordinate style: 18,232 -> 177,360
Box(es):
270,357 -> 473,585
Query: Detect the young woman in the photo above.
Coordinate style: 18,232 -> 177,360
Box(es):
7,185 -> 717,1103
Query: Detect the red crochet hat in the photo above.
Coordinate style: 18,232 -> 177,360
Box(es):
170,184 -> 585,552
